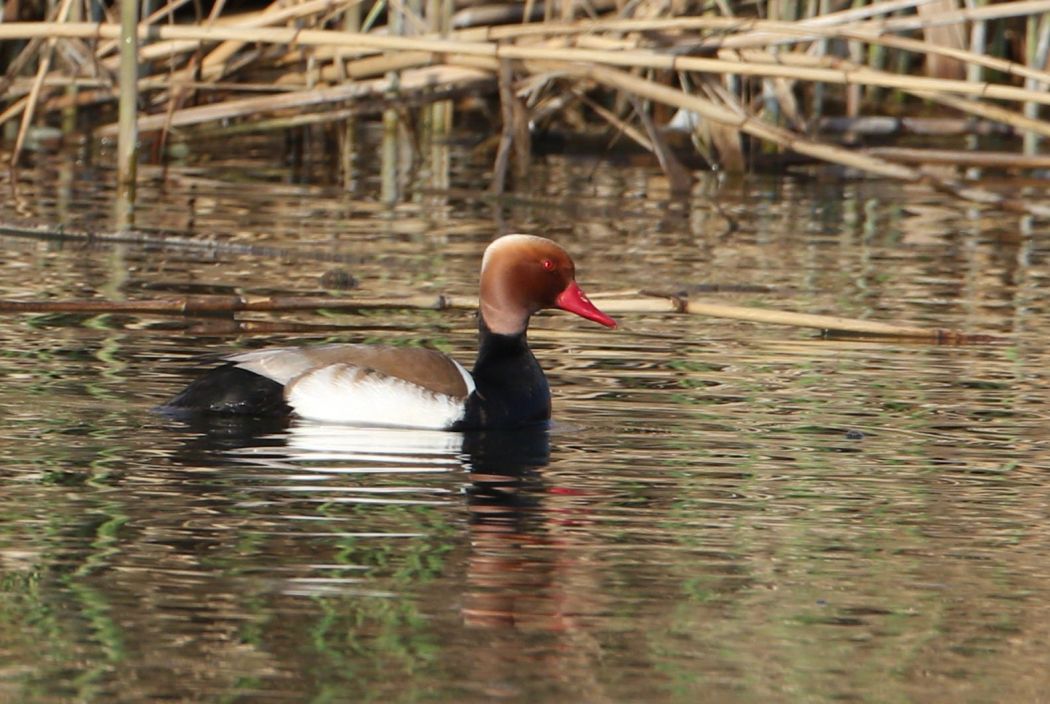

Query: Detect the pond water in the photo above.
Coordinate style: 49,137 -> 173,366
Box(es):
1,132 -> 1050,703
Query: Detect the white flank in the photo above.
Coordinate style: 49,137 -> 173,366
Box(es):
285,363 -> 468,430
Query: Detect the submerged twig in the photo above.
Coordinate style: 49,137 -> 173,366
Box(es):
0,290 -> 1002,344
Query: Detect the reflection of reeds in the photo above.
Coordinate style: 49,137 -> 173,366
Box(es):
3,1 -> 1050,209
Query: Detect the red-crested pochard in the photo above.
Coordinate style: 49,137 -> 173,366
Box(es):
164,234 -> 616,430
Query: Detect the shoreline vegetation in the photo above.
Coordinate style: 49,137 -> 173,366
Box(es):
0,1 -> 1042,340
0,2 -> 1047,199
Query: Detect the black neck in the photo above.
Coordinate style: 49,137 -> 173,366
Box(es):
474,316 -> 530,370
457,316 -> 551,429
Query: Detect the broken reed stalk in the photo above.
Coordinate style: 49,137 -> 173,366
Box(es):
0,292 -> 1000,343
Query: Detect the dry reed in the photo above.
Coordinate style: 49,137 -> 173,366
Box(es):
1,1 -> 1050,215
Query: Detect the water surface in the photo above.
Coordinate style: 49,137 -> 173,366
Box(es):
1,136 -> 1049,702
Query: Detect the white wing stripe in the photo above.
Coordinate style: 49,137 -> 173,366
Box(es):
451,358 -> 476,396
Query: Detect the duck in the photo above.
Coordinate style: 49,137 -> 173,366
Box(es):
163,234 -> 616,430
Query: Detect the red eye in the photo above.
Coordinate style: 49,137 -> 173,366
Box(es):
541,258 -> 556,271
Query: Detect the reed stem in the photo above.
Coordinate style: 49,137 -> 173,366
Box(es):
116,0 -> 139,204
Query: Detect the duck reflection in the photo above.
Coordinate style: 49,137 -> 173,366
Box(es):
163,414 -> 571,631
460,426 -> 557,629
164,410 -> 292,453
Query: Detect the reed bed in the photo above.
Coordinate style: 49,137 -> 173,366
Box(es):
2,0 -> 1050,213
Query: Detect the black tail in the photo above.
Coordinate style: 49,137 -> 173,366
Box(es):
160,364 -> 291,416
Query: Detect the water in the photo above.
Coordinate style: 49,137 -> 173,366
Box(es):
2,134 -> 1050,702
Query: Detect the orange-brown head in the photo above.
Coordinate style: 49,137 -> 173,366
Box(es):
478,234 -> 617,335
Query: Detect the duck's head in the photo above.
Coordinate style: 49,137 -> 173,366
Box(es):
479,234 -> 617,335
